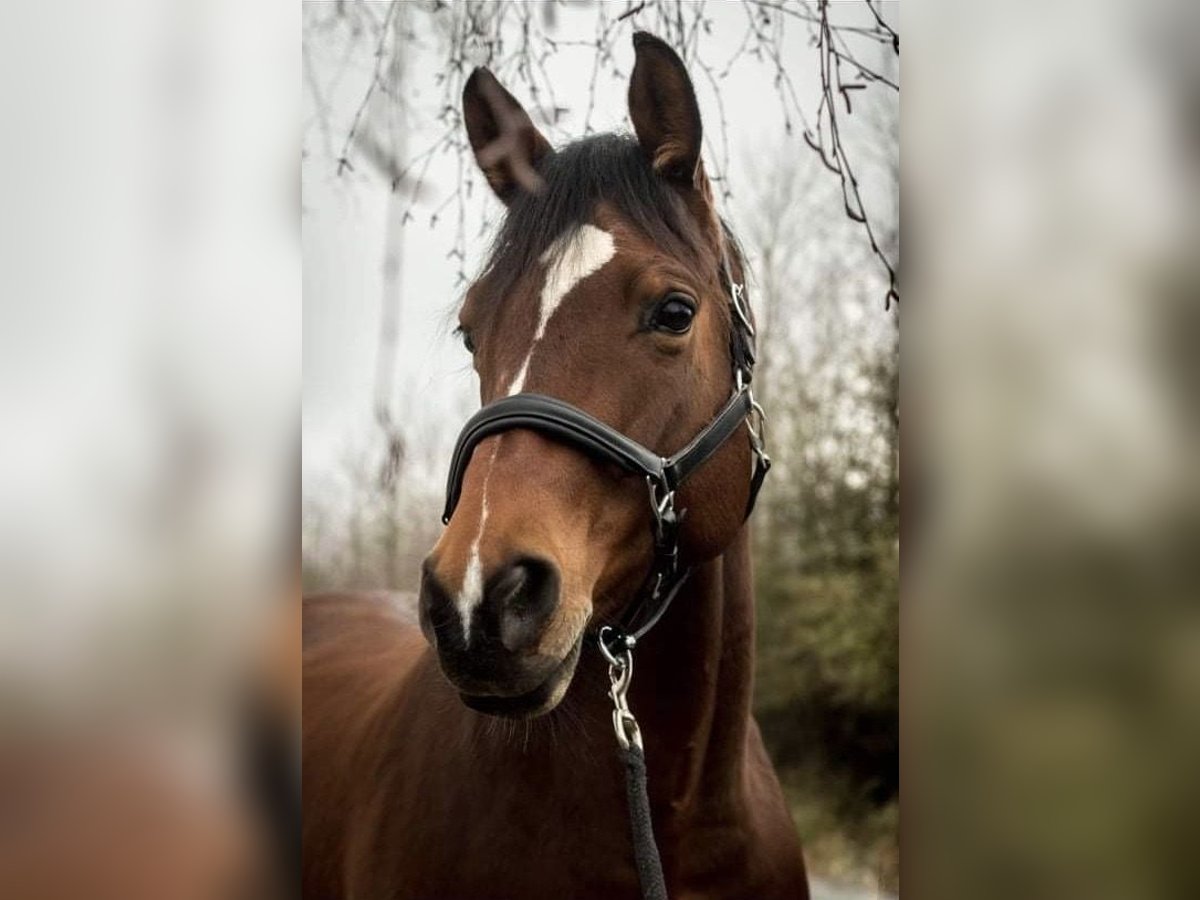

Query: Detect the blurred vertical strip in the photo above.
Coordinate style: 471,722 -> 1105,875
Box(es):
907,0 -> 1200,897
0,0 -> 299,897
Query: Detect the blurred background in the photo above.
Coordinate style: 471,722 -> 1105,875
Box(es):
907,1 -> 1200,897
302,2 -> 898,896
4,0 -> 1197,898
0,1 -> 298,897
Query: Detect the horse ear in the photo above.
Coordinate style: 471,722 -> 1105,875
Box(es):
628,32 -> 704,186
462,67 -> 553,205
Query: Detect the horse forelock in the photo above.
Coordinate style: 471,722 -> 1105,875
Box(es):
471,133 -> 731,310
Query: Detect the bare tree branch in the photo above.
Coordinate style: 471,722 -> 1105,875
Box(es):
336,1 -> 399,176
310,0 -> 899,305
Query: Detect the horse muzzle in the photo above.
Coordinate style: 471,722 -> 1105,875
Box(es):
418,555 -> 582,717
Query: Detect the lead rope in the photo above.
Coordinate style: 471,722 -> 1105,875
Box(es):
599,629 -> 669,900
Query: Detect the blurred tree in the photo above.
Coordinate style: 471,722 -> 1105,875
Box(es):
304,0 -> 898,306
741,127 -> 898,888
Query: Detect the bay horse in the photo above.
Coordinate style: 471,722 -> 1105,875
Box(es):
304,32 -> 810,899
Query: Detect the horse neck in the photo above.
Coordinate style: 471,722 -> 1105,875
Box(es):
462,526 -> 758,815
614,524 -> 757,810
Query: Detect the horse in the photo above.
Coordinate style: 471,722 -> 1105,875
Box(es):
304,32 -> 810,900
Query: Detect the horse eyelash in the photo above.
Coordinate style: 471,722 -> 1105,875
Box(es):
453,325 -> 476,353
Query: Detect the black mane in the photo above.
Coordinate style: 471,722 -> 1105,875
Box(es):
477,133 -> 725,302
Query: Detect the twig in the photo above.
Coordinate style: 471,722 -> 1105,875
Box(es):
617,2 -> 648,23
812,0 -> 898,307
864,0 -> 899,52
315,0 -> 897,308
336,0 -> 399,176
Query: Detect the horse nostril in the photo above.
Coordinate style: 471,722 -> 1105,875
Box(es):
489,563 -> 530,609
487,557 -> 560,654
418,559 -> 453,648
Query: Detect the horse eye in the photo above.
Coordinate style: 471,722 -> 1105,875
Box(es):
456,326 -> 476,354
651,294 -> 696,334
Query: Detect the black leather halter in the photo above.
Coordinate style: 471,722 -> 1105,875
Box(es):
441,261 -> 770,659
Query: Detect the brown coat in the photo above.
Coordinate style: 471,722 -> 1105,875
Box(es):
303,532 -> 808,899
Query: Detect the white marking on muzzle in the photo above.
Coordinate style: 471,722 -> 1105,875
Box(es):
507,224 -> 616,395
456,443 -> 498,643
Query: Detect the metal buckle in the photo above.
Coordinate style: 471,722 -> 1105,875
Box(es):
645,476 -> 676,544
748,398 -> 772,486
747,392 -> 769,456
730,282 -> 755,337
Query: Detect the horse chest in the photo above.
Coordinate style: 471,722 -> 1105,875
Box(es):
354,742 -> 802,900
373,748 -> 644,897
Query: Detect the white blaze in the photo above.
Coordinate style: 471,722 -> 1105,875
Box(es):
455,225 -> 616,641
507,224 -> 616,395
456,443 -> 498,642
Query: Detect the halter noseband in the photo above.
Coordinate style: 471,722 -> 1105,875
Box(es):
440,252 -> 770,659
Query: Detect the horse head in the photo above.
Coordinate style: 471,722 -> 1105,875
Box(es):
419,33 -> 756,718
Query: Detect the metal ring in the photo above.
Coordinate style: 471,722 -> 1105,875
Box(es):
609,661 -> 632,700
598,626 -> 632,670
